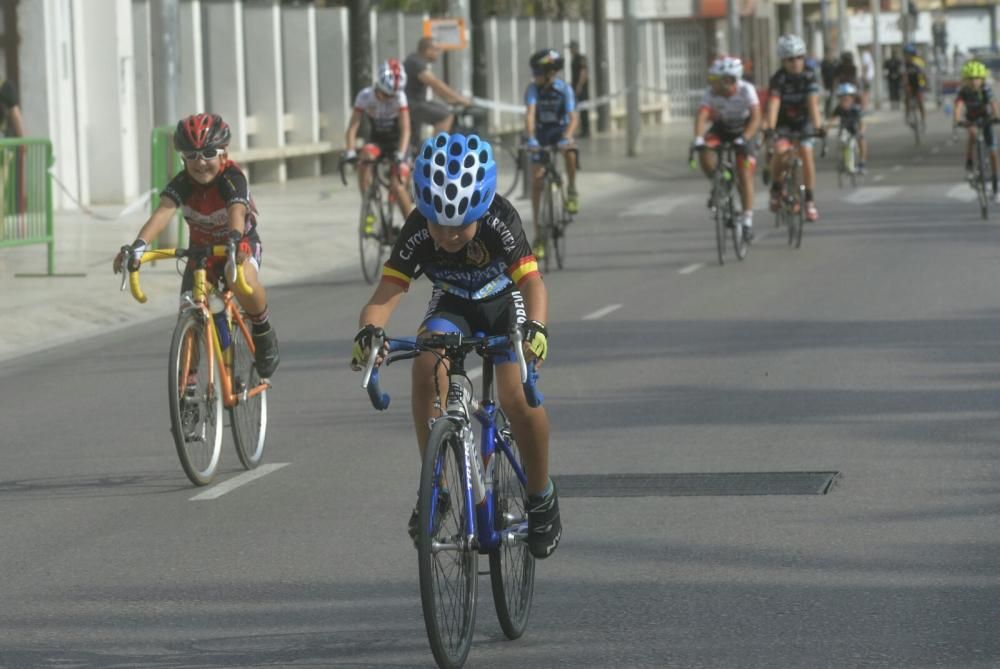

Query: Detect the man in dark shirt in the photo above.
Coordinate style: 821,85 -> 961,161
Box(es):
404,37 -> 471,152
885,50 -> 903,109
569,40 -> 589,138
0,78 -> 25,220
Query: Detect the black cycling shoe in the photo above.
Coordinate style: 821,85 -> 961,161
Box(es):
743,227 -> 755,243
526,480 -> 562,560
408,489 -> 452,547
252,326 -> 280,378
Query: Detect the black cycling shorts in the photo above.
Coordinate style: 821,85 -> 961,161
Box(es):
420,287 -> 526,364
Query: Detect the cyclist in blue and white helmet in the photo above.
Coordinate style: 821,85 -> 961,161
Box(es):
826,81 -> 868,173
350,131 -> 562,562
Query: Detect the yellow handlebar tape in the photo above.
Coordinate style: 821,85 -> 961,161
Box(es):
128,247 -> 253,303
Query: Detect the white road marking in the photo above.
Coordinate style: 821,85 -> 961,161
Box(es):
583,304 -> 623,320
872,174 -> 885,182
189,463 -> 290,501
844,187 -> 902,205
621,195 -> 697,218
678,263 -> 704,275
945,183 -> 977,203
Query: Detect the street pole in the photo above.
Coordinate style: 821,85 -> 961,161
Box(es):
469,0 -> 487,100
727,0 -> 741,56
819,0 -> 830,58
623,0 -> 640,156
792,0 -> 804,41
836,0 -> 847,53
158,0 -> 180,249
593,0 -> 609,133
349,0 -> 372,98
899,0 -> 910,46
448,0 -> 470,95
871,0 -> 882,110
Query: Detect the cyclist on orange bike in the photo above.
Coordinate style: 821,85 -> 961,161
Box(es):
350,132 -> 561,560
344,58 -> 414,234
764,34 -> 825,222
692,55 -> 761,241
113,113 -> 280,379
952,59 -> 1000,203
903,43 -> 927,129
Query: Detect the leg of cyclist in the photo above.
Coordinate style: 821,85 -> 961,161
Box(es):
359,145 -> 379,234
769,137 -> 792,212
530,163 -> 546,256
736,148 -> 755,239
390,164 -> 414,220
698,144 -> 717,178
800,140 -> 819,221
917,90 -> 926,127
563,147 -> 579,214
857,130 -> 868,173
230,247 -> 280,378
988,125 -> 1000,200
966,128 -> 977,178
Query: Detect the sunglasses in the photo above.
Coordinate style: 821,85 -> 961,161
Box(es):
784,55 -> 805,62
181,147 -> 225,161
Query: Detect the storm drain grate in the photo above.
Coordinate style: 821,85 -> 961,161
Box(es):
554,472 -> 840,497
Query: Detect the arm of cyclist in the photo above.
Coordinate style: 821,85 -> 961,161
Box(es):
952,97 -> 964,127
227,202 -> 252,263
744,103 -> 762,142
518,272 -> 549,367
692,105 -> 710,146
419,69 -> 470,106
808,93 -> 824,135
343,108 -> 364,163
112,199 -> 178,273
351,280 -> 406,370
765,94 -> 781,136
524,102 -> 537,146
560,110 -> 578,147
397,108 -> 411,163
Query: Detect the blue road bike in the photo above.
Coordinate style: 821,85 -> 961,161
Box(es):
361,329 -> 543,669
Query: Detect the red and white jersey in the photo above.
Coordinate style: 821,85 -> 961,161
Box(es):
700,80 -> 759,134
353,86 -> 408,135
161,162 -> 259,246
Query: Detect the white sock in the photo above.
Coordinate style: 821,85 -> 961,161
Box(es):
742,211 -> 753,228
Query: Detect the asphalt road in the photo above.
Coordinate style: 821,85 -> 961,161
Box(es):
0,113 -> 997,668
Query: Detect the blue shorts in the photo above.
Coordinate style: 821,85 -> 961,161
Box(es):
531,126 -> 567,163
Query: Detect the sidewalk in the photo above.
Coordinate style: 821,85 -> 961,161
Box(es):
0,120 -> 697,364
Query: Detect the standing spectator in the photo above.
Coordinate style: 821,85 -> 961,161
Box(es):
952,45 -> 964,74
403,37 -> 471,152
0,76 -> 25,220
569,40 -> 590,138
885,49 -> 903,109
860,48 -> 875,109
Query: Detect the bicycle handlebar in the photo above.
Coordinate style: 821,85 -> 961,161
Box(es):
360,331 -> 544,411
119,244 -> 252,304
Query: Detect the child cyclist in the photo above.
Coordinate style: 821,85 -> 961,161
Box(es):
113,113 -> 280,379
952,60 -> 1000,203
524,48 -> 578,259
692,56 -> 761,242
343,58 -> 414,232
826,82 -> 867,174
349,132 -> 562,560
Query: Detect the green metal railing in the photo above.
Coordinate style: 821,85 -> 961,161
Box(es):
150,125 -> 186,248
0,138 -> 54,274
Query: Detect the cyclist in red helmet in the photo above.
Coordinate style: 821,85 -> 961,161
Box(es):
113,112 -> 280,378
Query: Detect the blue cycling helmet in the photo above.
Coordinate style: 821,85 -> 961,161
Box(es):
903,43 -> 917,56
413,132 -> 497,227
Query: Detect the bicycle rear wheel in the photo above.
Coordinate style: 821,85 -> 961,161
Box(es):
976,141 -> 989,220
730,196 -> 748,261
551,184 -> 566,270
419,419 -> 477,669
794,184 -> 805,248
489,410 -> 535,640
168,311 -> 224,486
359,189 -> 384,285
229,312 -> 267,470
712,177 -> 726,266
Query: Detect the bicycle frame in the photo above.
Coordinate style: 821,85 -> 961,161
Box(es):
122,246 -> 267,409
361,331 -> 542,552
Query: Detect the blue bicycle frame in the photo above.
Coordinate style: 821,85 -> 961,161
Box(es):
362,332 -> 542,551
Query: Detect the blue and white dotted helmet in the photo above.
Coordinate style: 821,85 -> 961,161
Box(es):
413,133 -> 497,227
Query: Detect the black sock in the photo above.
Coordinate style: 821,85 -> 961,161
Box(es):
805,189 -> 814,201
993,176 -> 998,194
966,160 -> 974,170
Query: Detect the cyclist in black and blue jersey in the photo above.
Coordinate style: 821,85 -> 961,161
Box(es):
826,82 -> 867,174
952,60 -> 1000,203
764,34 -> 825,222
350,132 -> 562,561
524,48 -> 578,258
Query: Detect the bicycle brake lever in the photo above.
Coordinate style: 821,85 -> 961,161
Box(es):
361,334 -> 384,389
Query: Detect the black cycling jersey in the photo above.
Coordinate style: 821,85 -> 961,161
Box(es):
831,104 -> 863,133
957,85 -> 995,120
769,68 -> 820,127
382,194 -> 540,301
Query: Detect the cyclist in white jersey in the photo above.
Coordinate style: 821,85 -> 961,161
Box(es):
692,57 -> 761,240
344,59 -> 414,226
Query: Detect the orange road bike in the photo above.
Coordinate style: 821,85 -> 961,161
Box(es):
119,244 -> 268,486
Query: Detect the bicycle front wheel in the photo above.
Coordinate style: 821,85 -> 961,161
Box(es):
229,313 -> 267,470
976,141 -> 989,220
540,183 -> 554,273
419,419 -> 478,669
489,409 -> 535,640
794,184 -> 805,249
168,311 -> 224,486
551,184 -> 566,270
359,190 -> 383,284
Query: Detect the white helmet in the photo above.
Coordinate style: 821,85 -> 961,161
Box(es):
777,34 -> 807,59
836,82 -> 858,97
375,58 -> 406,95
709,56 -> 744,80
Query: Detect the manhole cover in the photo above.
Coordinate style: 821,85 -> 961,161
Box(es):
555,472 -> 839,497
